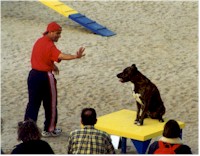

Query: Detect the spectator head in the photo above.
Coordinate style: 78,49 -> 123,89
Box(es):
17,119 -> 41,142
163,119 -> 181,138
81,108 -> 97,125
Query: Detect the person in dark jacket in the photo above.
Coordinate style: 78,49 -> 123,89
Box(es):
148,119 -> 192,154
11,119 -> 54,154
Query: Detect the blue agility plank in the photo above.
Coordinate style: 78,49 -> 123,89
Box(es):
69,13 -> 116,37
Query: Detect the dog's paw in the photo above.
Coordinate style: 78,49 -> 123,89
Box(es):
137,119 -> 143,126
134,120 -> 142,126
134,120 -> 138,124
159,118 -> 164,122
137,122 -> 143,126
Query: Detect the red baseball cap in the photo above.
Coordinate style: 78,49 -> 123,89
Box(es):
43,22 -> 62,35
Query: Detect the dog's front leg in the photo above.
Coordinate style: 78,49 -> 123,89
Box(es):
135,102 -> 141,124
137,105 -> 148,126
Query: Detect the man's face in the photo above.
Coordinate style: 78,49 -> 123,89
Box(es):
49,28 -> 62,42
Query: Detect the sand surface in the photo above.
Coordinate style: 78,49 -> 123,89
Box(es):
1,1 -> 198,154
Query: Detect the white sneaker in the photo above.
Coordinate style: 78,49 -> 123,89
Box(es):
42,128 -> 62,137
54,128 -> 62,133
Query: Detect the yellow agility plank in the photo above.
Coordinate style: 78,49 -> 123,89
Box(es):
95,109 -> 185,141
39,0 -> 78,17
39,0 -> 116,36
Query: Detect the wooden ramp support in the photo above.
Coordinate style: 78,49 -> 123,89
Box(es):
38,0 -> 116,37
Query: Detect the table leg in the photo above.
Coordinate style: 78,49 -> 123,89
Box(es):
121,137 -> 127,154
131,139 -> 151,154
121,137 -> 151,154
180,129 -> 183,139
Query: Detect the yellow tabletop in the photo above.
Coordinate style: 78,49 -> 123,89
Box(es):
95,109 -> 185,141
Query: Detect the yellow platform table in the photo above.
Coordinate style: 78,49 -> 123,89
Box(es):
95,109 -> 185,154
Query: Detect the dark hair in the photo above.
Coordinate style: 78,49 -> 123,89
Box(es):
163,119 -> 181,138
81,108 -> 97,125
17,119 -> 41,142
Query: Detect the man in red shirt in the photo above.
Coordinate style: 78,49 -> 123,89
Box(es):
24,22 -> 85,137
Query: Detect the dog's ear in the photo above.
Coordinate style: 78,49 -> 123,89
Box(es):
131,64 -> 137,70
132,64 -> 136,68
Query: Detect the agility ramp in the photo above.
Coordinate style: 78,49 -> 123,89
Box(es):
39,0 -> 116,37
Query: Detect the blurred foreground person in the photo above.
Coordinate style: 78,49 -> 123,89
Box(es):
11,119 -> 54,154
148,119 -> 192,154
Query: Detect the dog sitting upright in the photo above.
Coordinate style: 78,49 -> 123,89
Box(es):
117,64 -> 165,126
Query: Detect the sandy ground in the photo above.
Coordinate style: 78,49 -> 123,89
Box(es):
1,0 -> 198,154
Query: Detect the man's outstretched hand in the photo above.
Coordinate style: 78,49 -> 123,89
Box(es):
76,47 -> 85,58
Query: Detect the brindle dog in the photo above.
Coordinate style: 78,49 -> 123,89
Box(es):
117,64 -> 165,126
